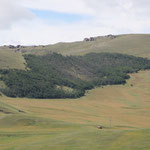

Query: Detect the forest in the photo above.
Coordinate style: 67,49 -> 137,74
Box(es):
0,52 -> 150,99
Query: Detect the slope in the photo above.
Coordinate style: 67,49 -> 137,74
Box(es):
0,48 -> 26,69
1,52 -> 150,98
21,34 -> 150,58
1,34 -> 150,71
0,70 -> 150,150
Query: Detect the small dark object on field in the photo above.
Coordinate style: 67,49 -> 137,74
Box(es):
84,38 -> 90,42
89,37 -> 95,41
16,45 -> 21,48
106,34 -> 116,39
97,126 -> 103,129
9,45 -> 15,49
84,37 -> 95,42
131,84 -> 133,87
0,109 -> 12,114
15,49 -> 20,53
18,110 -> 25,113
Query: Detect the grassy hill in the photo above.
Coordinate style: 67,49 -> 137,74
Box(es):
0,34 -> 150,150
0,47 -> 26,69
41,34 -> 150,57
1,52 -> 150,99
16,34 -> 150,57
0,70 -> 150,150
1,34 -> 150,70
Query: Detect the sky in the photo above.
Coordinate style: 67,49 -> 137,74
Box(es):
0,0 -> 150,45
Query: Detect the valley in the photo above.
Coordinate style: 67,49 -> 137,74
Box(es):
0,70 -> 150,150
0,34 -> 150,150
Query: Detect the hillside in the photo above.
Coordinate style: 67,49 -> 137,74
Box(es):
0,48 -> 26,70
38,34 -> 150,57
0,70 -> 150,150
1,34 -> 150,69
0,34 -> 150,150
1,52 -> 150,98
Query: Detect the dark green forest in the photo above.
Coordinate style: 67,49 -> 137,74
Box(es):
0,52 -> 150,99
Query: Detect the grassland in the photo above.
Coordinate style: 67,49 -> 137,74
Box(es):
43,34 -> 150,57
1,34 -> 150,70
0,70 -> 150,150
0,48 -> 25,69
19,34 -> 150,57
0,34 -> 150,149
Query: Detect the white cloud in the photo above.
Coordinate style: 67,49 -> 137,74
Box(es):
85,0 -> 150,32
0,0 -> 150,45
0,19 -> 116,45
21,0 -> 94,15
0,0 -> 34,30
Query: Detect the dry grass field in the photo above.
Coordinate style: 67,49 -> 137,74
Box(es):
2,70 -> 150,128
0,34 -> 150,149
0,48 -> 25,69
19,34 -> 150,57
1,34 -> 150,70
0,70 -> 150,150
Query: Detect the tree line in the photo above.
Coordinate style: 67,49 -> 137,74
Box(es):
0,52 -> 150,99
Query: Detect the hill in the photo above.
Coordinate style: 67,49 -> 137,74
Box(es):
0,34 -> 150,150
0,70 -> 150,150
1,34 -> 150,69
1,52 -> 150,98
0,48 -> 26,69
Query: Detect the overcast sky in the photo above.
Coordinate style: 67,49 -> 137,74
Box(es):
0,0 -> 150,45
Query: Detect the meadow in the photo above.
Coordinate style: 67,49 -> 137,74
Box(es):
1,34 -> 150,69
0,70 -> 150,150
0,34 -> 150,150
